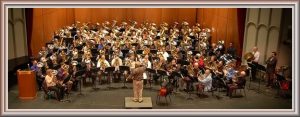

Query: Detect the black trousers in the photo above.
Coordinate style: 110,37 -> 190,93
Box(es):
36,77 -> 44,90
48,85 -> 64,100
251,62 -> 258,80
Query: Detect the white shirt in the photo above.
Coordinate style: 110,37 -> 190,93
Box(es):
198,74 -> 212,92
45,75 -> 56,87
163,52 -> 169,61
111,58 -> 123,71
97,60 -> 111,68
252,51 -> 260,63
143,60 -> 151,79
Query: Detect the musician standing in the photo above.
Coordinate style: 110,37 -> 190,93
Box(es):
265,52 -> 277,88
251,46 -> 260,80
226,42 -> 237,59
127,62 -> 146,103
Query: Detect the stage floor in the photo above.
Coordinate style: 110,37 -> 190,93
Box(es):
7,80 -> 292,109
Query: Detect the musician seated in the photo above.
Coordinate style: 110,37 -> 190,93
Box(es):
226,71 -> 246,97
97,55 -> 111,83
111,54 -> 123,82
224,63 -> 236,84
31,60 -> 45,91
45,69 -> 64,101
57,64 -> 73,94
70,62 -> 79,91
195,69 -> 213,95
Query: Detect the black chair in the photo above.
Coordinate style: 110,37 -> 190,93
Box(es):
156,84 -> 173,104
231,78 -> 247,98
42,81 -> 58,101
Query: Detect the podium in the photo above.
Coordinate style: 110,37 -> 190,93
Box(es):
17,70 -> 37,100
124,97 -> 153,109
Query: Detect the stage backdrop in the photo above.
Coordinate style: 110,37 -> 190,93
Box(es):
27,8 -> 246,57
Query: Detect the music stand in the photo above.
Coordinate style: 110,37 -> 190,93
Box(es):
75,45 -> 83,50
119,28 -> 125,32
53,48 -> 58,53
60,75 -> 72,102
46,53 -> 52,58
54,65 -> 61,70
131,43 -> 138,47
91,67 -> 100,90
247,62 -> 255,90
105,67 -> 115,89
157,70 -> 168,87
181,60 -> 190,66
171,72 -> 182,93
46,42 -> 54,47
150,49 -> 158,54
63,76 -> 71,84
75,70 -> 85,96
78,51 -> 84,55
91,48 -> 98,56
63,38 -> 73,46
120,66 -> 130,89
136,50 -> 143,55
192,51 -> 200,56
256,64 -> 266,93
167,57 -> 173,63
121,49 -> 129,58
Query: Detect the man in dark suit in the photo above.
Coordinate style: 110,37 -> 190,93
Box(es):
226,42 -> 236,59
265,52 -> 278,88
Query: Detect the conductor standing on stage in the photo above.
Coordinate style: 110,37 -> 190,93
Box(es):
127,61 -> 146,103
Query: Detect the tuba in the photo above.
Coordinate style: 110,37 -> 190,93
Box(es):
243,52 -> 254,62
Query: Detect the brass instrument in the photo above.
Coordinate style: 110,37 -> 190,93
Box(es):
143,47 -> 150,55
187,63 -> 195,77
244,52 -> 254,62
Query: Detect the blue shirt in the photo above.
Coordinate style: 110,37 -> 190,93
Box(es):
226,68 -> 236,80
31,65 -> 38,72
98,44 -> 104,50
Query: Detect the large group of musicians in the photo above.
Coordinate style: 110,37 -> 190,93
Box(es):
29,20 -> 278,102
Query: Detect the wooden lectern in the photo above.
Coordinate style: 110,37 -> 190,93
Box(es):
17,70 -> 37,100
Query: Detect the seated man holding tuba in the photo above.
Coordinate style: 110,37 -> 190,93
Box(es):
195,69 -> 213,95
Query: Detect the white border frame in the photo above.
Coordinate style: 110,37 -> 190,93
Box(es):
1,0 -> 299,116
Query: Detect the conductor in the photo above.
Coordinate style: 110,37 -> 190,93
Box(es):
126,61 -> 146,103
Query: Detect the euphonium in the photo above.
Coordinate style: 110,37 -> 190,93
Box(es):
187,64 -> 195,77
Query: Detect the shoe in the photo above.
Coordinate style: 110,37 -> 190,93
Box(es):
132,99 -> 138,102
138,100 -> 143,103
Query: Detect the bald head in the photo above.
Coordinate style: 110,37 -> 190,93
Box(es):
252,47 -> 258,52
240,71 -> 246,77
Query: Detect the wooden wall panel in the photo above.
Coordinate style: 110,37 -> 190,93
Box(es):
30,8 -> 74,56
73,8 -> 196,26
29,8 -> 244,57
197,8 -> 242,56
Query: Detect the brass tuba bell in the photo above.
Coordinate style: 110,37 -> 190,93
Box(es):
243,52 -> 254,62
